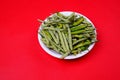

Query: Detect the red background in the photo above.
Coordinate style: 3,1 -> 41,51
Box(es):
0,0 -> 120,80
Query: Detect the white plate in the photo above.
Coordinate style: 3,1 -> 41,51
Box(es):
38,11 -> 97,59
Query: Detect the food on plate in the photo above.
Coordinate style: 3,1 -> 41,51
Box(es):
38,12 -> 97,59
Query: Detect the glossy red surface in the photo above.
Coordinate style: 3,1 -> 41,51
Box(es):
0,0 -> 120,80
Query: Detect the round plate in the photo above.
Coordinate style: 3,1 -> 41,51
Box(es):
38,11 -> 97,59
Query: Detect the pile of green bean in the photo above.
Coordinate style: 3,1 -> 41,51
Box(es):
38,12 -> 97,59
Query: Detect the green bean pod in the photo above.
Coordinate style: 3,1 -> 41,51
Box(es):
54,31 -> 59,44
49,30 -> 58,44
80,46 -> 86,51
57,29 -> 66,52
61,32 -> 69,52
72,39 -> 77,43
57,12 -> 67,19
41,30 -> 49,44
72,48 -> 81,55
71,24 -> 87,31
73,17 -> 84,26
67,12 -> 75,22
71,30 -> 85,34
54,13 -> 70,23
73,38 -> 87,45
60,52 -> 69,59
83,40 -> 91,46
43,27 -> 64,31
73,43 -> 83,50
72,35 -> 84,38
74,40 -> 91,49
66,24 -> 73,50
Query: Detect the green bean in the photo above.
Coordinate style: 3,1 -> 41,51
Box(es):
54,13 -> 70,23
57,51 -> 64,55
61,52 -> 69,59
61,32 -> 69,52
80,46 -> 86,51
73,43 -> 83,50
73,52 -> 77,55
51,43 -> 60,53
50,40 -> 64,52
73,38 -> 87,45
43,30 -> 64,52
62,24 -> 67,30
47,37 -> 64,52
54,31 -> 59,44
72,39 -> 77,43
66,24 -> 73,50
42,41 -> 53,49
74,40 -> 91,49
67,12 -> 75,21
41,30 -> 49,44
91,37 -> 97,43
41,38 -> 47,45
83,33 -> 90,37
86,31 -> 94,33
83,40 -> 91,46
44,30 -> 52,39
83,20 -> 92,27
38,31 -> 44,38
73,17 -> 84,26
78,48 -> 81,52
71,24 -> 87,31
42,32 -> 61,52
85,27 -> 95,31
71,30 -> 85,34
87,23 -> 92,27
43,27 -> 64,31
57,29 -> 66,52
72,48 -> 81,54
73,34 -> 90,38
49,30 -> 58,44
37,19 -> 44,22
57,12 -> 67,19
60,31 -> 71,59
72,35 -> 84,38
57,23 -> 63,28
